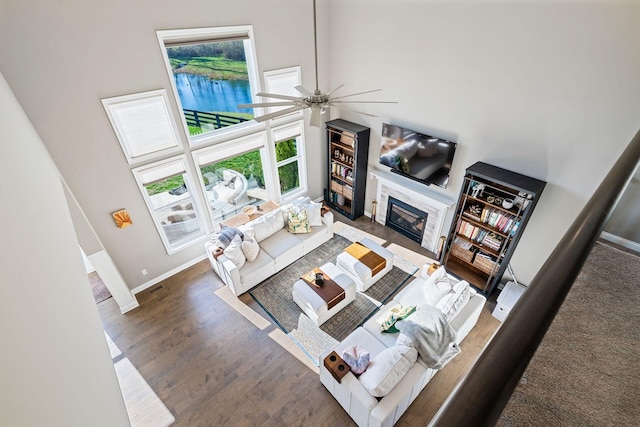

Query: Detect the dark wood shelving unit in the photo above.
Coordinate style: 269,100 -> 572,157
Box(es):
443,161 -> 546,295
325,119 -> 370,220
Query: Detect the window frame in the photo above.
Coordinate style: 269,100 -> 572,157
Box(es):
156,26 -> 264,146
271,120 -> 308,202
101,89 -> 184,164
263,66 -> 303,124
132,155 -> 208,254
192,132 -> 275,227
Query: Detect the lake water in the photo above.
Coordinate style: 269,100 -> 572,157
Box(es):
173,73 -> 253,114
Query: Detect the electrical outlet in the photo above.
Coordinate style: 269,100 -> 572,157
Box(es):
141,269 -> 148,276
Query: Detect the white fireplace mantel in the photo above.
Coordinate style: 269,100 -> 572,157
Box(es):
370,169 -> 455,253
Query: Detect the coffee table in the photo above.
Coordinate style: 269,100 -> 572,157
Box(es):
292,262 -> 356,327
336,237 -> 394,292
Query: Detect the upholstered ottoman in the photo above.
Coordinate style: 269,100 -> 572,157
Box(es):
292,262 -> 356,326
336,238 -> 394,292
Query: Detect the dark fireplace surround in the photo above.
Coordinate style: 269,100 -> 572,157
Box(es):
385,196 -> 428,244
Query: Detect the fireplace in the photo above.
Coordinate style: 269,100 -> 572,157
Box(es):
371,170 -> 455,253
385,197 -> 428,244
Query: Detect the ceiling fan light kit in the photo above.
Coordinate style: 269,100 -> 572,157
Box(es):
238,0 -> 396,126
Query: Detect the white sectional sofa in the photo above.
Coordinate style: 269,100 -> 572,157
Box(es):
320,266 -> 486,427
205,200 -> 334,296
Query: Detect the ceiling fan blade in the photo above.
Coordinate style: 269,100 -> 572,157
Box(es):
309,107 -> 322,128
238,101 -> 297,108
295,85 -> 314,97
327,84 -> 345,95
256,92 -> 302,101
331,89 -> 383,100
253,105 -> 305,122
331,100 -> 398,104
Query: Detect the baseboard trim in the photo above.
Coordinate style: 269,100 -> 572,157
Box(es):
600,232 -> 640,253
120,300 -> 140,314
131,254 -> 208,295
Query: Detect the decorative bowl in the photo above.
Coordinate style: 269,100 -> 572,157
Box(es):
502,199 -> 514,209
242,205 -> 258,215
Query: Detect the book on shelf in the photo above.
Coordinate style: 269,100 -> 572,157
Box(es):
480,207 -> 516,233
340,131 -> 355,146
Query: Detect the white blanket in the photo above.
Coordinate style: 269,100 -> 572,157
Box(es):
396,304 -> 460,369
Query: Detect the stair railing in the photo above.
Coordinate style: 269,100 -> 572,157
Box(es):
431,128 -> 640,426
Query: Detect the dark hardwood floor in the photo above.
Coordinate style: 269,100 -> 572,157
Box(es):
98,214 -> 500,426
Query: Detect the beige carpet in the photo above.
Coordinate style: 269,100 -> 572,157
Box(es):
498,241 -> 640,426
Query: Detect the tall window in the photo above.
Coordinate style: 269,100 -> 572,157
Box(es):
192,133 -> 273,224
272,121 -> 307,199
132,156 -> 206,253
157,26 -> 261,143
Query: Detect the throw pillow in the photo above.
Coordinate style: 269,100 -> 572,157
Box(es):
209,227 -> 244,250
381,305 -> 417,333
241,235 -> 260,263
287,206 -> 311,234
435,275 -> 453,294
342,345 -> 370,375
358,344 -> 418,397
303,202 -> 323,226
423,266 -> 451,306
435,280 -> 470,321
223,235 -> 246,269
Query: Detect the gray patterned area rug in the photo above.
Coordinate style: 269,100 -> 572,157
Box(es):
249,233 -> 417,365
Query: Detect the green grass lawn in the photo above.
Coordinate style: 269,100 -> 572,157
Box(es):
170,57 -> 248,80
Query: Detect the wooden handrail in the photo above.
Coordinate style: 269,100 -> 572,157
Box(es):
431,128 -> 640,426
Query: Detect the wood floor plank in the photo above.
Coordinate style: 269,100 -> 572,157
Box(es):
98,214 -> 500,426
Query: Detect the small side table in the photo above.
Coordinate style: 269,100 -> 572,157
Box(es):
427,262 -> 441,276
323,351 -> 350,383
492,281 -> 526,322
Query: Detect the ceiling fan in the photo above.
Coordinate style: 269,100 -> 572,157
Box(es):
238,0 -> 396,127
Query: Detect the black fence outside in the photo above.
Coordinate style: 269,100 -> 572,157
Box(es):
183,109 -> 249,131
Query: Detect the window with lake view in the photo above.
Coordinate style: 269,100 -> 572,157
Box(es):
158,27 -> 259,141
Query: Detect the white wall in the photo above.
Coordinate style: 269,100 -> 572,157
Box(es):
328,0 -> 640,283
0,73 -> 130,426
0,0 -> 321,290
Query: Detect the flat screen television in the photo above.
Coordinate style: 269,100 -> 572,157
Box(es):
379,123 -> 457,189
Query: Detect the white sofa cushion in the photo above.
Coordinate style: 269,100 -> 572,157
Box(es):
248,210 -> 284,242
238,250 -> 275,284
260,228 -> 304,270
359,344 -> 418,397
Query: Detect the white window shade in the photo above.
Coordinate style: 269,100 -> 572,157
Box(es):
192,132 -> 266,167
263,67 -> 303,121
135,157 -> 186,186
102,89 -> 183,164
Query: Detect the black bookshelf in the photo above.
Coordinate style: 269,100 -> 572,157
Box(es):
325,119 -> 370,220
443,162 -> 546,295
